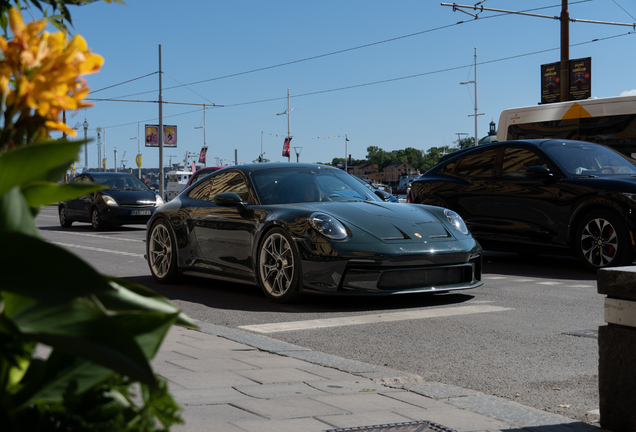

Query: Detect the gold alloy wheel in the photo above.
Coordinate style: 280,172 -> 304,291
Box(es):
149,222 -> 173,279
259,232 -> 295,298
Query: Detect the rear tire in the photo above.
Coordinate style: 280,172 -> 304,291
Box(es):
147,219 -> 180,283
574,209 -> 634,271
59,206 -> 72,227
257,228 -> 303,303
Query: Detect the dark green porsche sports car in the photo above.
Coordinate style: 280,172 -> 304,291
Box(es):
146,163 -> 482,303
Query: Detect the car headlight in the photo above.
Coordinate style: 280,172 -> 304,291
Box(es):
444,209 -> 468,235
155,195 -> 164,205
308,212 -> 348,240
102,194 -> 118,207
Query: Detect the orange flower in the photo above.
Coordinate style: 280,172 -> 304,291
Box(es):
0,7 -> 103,140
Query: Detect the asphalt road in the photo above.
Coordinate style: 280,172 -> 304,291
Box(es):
37,206 -> 603,427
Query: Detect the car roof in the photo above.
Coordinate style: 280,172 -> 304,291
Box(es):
437,139 -> 587,164
85,172 -> 137,177
221,162 -> 337,175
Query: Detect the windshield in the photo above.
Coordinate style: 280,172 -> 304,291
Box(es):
90,174 -> 151,191
251,167 -> 381,205
542,142 -> 636,177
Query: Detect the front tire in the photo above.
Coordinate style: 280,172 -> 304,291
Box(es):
148,219 -> 180,283
257,228 -> 302,303
91,207 -> 107,231
575,209 -> 634,271
59,206 -> 72,227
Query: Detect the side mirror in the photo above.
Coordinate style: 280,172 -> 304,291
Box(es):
214,192 -> 245,210
526,165 -> 553,180
374,190 -> 394,202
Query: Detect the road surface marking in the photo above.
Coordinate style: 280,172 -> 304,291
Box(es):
52,242 -> 145,258
536,281 -> 562,285
45,230 -> 145,243
483,276 -> 507,280
239,304 -> 514,333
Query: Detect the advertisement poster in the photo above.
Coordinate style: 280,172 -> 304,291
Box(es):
145,125 -> 177,147
282,137 -> 291,157
569,57 -> 591,101
541,57 -> 591,104
541,62 -> 560,105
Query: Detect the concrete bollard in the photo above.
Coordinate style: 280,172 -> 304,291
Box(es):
597,266 -> 636,432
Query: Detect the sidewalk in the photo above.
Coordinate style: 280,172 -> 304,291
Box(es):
153,321 -> 606,432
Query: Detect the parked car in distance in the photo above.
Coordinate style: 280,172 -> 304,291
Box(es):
351,174 -> 399,202
59,172 -> 164,230
146,163 -> 482,303
411,139 -> 636,271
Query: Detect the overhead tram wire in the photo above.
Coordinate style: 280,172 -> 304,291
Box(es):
88,28 -> 633,129
91,72 -> 159,94
98,1 -> 590,101
222,31 -> 635,107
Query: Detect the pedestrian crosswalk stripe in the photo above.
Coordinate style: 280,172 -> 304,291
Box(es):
239,304 -> 513,333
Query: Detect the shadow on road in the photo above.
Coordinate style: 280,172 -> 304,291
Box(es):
482,251 -> 596,281
127,274 -> 476,315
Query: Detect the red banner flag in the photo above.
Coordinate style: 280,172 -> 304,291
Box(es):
199,147 -> 207,163
282,137 -> 291,157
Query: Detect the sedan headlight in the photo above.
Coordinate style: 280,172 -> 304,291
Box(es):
309,212 -> 348,240
102,194 -> 118,207
155,195 -> 164,205
444,209 -> 468,235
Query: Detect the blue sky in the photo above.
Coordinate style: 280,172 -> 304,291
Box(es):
58,0 -> 636,170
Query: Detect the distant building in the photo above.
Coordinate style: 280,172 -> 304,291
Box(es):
384,162 -> 416,185
478,120 -> 498,145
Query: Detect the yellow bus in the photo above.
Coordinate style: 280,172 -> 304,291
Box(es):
496,95 -> 636,157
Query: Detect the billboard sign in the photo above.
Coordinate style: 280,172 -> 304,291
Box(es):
145,125 -> 177,147
541,57 -> 591,104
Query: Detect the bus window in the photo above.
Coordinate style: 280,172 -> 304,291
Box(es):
507,119 -> 578,141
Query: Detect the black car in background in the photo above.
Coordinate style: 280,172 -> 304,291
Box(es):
411,139 -> 636,271
59,172 -> 164,230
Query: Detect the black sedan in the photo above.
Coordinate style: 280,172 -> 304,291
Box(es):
146,163 -> 482,303
411,139 -> 636,271
59,172 -> 164,230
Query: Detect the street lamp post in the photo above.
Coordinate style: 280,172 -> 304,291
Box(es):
195,104 -> 207,168
131,121 -> 141,179
83,118 -> 88,168
276,88 -> 294,163
460,47 -> 484,147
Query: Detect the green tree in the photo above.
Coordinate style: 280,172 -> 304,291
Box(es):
0,3 -> 193,431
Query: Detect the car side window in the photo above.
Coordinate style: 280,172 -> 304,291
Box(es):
501,148 -> 549,178
188,171 -> 253,204
453,149 -> 498,178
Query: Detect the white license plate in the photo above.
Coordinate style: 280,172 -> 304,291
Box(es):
131,210 -> 151,216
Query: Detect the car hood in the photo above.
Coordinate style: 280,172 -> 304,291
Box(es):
297,201 -> 458,242
102,190 -> 157,205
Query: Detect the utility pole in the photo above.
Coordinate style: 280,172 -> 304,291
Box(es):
460,47 -> 483,146
442,2 -> 636,103
345,133 -> 349,173
277,88 -> 294,163
159,44 -> 164,200
560,0 -> 569,101
83,117 -> 88,168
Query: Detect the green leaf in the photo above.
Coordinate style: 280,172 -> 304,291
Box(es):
0,232 -> 113,303
8,352 -> 113,411
0,141 -> 84,198
21,181 -> 106,207
10,297 -> 157,387
100,278 -> 197,329
0,187 -> 39,238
